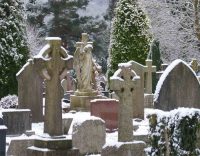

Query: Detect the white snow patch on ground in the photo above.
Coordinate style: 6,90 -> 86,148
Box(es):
77,0 -> 109,19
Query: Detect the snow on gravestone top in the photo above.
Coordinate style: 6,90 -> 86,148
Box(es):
154,59 -> 200,111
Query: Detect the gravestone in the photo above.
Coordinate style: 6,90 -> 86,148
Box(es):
189,58 -> 199,73
2,109 -> 31,135
102,63 -> 146,156
72,116 -> 106,155
154,59 -> 200,111
16,59 -> 43,122
129,59 -> 156,118
27,37 -> 79,156
90,99 -> 119,131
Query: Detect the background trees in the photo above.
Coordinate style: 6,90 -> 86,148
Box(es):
0,0 -> 29,98
108,0 -> 151,76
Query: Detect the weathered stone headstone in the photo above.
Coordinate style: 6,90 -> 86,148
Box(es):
102,63 -> 146,156
16,59 -> 43,122
34,37 -> 73,136
154,59 -> 200,111
110,62 -> 140,142
72,116 -> 106,155
2,109 -> 31,135
27,38 -> 78,156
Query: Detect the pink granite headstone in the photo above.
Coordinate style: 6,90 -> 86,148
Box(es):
90,99 -> 119,132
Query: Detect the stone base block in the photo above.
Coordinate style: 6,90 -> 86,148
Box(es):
101,141 -> 146,156
70,95 -> 102,111
144,94 -> 154,108
27,137 -> 80,156
27,146 -> 80,156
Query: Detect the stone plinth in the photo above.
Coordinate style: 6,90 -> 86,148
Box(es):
70,91 -> 102,111
101,141 -> 146,156
144,94 -> 154,108
27,137 -> 80,156
0,125 -> 7,156
2,109 -> 31,135
90,99 -> 119,131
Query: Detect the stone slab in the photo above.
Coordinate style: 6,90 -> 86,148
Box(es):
2,109 -> 31,135
144,94 -> 154,108
70,95 -> 102,111
7,138 -> 34,156
102,141 -> 146,156
90,99 -> 119,131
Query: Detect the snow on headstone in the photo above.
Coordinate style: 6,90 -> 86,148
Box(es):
154,59 -> 200,111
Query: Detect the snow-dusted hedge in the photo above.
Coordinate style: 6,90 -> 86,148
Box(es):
0,95 -> 18,109
146,108 -> 200,156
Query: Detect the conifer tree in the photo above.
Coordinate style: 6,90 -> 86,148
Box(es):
108,0 -> 151,76
0,0 -> 29,98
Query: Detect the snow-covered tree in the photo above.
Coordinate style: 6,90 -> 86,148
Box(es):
0,0 -> 29,98
108,0 -> 151,76
140,0 -> 200,62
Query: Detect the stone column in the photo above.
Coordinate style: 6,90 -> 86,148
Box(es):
110,63 -> 140,142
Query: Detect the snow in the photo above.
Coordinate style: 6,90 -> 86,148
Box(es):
118,62 -> 132,68
16,59 -> 32,77
34,44 -> 50,59
91,99 -> 119,102
77,0 -> 109,20
154,59 -> 198,101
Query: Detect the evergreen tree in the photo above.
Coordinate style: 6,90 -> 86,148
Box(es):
0,0 -> 29,98
108,0 -> 151,76
148,39 -> 163,93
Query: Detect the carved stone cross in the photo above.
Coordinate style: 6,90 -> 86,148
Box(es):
144,59 -> 156,94
34,37 -> 73,136
110,63 -> 140,142
75,33 -> 93,50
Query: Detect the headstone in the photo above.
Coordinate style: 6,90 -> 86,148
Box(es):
2,109 -> 31,135
154,59 -> 200,111
34,37 -> 73,136
145,59 -> 156,94
90,99 -> 119,131
28,38 -> 78,156
102,62 -> 146,156
16,59 -> 43,122
7,138 -> 34,156
129,59 -> 156,118
62,117 -> 73,134
70,33 -> 102,110
109,62 -> 140,142
0,125 -> 7,156
72,116 -> 106,155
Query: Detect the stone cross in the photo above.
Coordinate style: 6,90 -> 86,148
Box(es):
34,37 -> 73,136
190,58 -> 199,73
144,59 -> 156,94
76,33 -> 93,50
110,63 -> 140,142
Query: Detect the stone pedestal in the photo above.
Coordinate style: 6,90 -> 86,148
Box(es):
27,137 -> 80,156
2,109 -> 31,135
70,91 -> 102,111
102,141 -> 146,156
144,94 -> 154,108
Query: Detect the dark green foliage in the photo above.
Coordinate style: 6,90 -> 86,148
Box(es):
0,0 -> 29,98
148,39 -> 163,93
108,0 -> 151,76
147,109 -> 200,156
